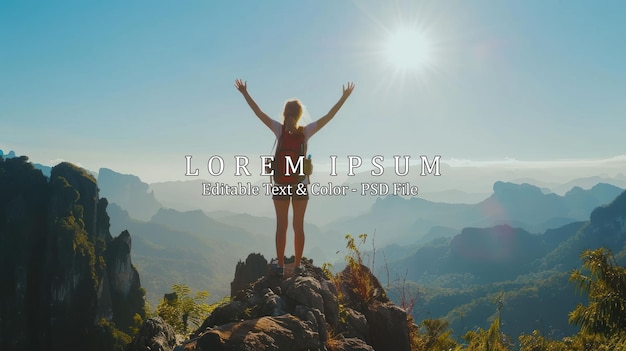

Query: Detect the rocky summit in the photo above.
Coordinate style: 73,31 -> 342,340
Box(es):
130,255 -> 412,351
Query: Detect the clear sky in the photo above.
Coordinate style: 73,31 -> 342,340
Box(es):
2,0 -> 625,183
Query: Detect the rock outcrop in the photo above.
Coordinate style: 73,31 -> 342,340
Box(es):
0,156 -> 146,351
230,253 -> 268,296
127,317 -> 177,351
170,255 -> 412,351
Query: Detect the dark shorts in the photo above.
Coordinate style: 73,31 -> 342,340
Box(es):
271,183 -> 309,201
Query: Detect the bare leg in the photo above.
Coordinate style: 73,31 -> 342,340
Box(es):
273,199 -> 290,267
292,199 -> 308,267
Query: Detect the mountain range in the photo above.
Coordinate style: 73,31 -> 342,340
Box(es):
94,166 -> 625,314
324,181 -> 623,246
4,151 -> 626,343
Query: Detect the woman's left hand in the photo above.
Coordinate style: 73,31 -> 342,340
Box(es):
235,79 -> 248,94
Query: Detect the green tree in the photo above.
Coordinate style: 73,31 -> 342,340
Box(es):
569,248 -> 626,337
411,318 -> 459,351
518,330 -> 568,351
156,284 -> 212,335
463,316 -> 509,351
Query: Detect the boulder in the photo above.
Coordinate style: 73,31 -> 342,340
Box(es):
327,337 -> 375,351
365,301 -> 411,351
191,315 -> 320,351
338,308 -> 369,341
128,317 -> 177,351
285,276 -> 325,313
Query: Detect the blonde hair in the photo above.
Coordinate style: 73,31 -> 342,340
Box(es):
283,99 -> 304,124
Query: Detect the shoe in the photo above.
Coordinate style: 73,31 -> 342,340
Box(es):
294,265 -> 304,276
269,261 -> 284,278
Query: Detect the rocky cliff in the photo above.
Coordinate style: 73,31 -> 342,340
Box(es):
130,255 -> 412,351
0,156 -> 145,351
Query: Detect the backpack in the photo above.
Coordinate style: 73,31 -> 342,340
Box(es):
271,125 -> 312,184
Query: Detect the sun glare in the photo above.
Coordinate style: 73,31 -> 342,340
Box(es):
385,27 -> 431,71
352,1 -> 444,92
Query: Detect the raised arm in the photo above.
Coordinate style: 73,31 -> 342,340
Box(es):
310,82 -> 355,135
235,79 -> 274,130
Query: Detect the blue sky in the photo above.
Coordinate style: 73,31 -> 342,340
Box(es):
2,1 -> 625,183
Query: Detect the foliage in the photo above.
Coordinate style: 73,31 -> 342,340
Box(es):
569,248 -> 626,336
516,247 -> 626,351
519,330 -> 568,351
131,313 -> 143,336
88,318 -> 132,351
156,284 -> 213,335
393,274 -> 421,318
321,262 -> 334,280
519,329 -> 626,351
410,317 -> 460,351
463,316 -> 510,351
343,233 -> 375,304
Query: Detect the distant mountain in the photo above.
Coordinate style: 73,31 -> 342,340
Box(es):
150,208 -> 256,244
146,162 -> 626,226
509,174 -> 626,195
390,189 -> 626,284
538,188 -> 626,272
148,177 -> 376,226
414,225 -> 459,245
106,204 -> 275,305
386,225 -> 550,285
0,149 -> 16,158
479,181 -> 619,226
98,168 -> 163,221
453,226 -> 534,271
209,211 -> 277,238
390,189 -> 626,286
418,189 -> 491,204
384,188 -> 626,341
148,178 -> 278,218
108,203 -> 222,303
552,174 -> 626,195
33,163 -> 52,178
327,181 -> 624,246
200,210 -> 346,265
1,149 -> 53,177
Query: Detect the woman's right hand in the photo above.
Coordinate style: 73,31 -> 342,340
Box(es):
235,79 -> 247,94
342,81 -> 355,99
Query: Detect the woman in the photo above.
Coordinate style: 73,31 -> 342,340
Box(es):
235,79 -> 355,277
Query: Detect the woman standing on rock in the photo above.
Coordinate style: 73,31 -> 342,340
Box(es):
235,79 -> 355,277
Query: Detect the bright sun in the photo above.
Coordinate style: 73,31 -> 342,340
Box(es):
385,27 -> 432,71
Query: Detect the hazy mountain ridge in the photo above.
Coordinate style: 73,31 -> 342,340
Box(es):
327,181 -> 624,246
383,188 -> 626,340
97,168 -> 163,221
146,162 -> 626,226
208,211 -> 278,237
149,207 -> 261,244
97,165 -> 625,315
106,203 -> 276,305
